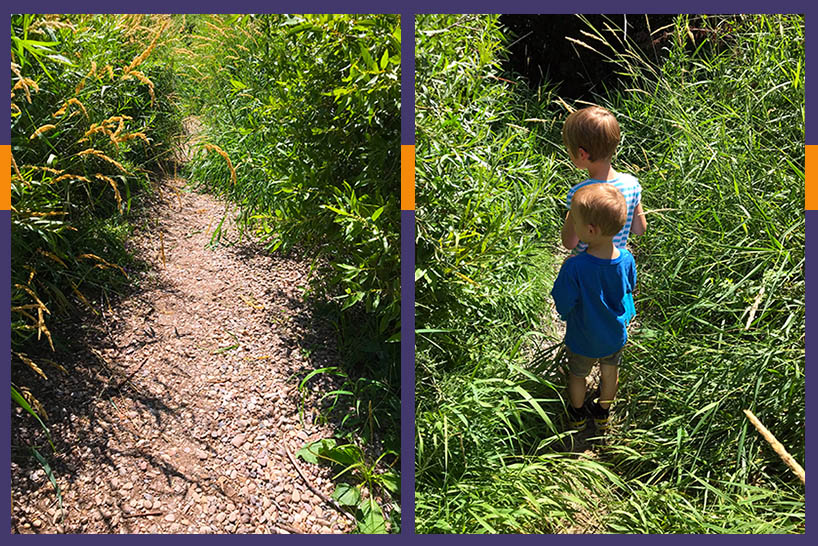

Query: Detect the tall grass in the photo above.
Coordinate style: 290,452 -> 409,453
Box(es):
597,13 -> 804,529
10,14 -> 182,440
415,14 -> 804,534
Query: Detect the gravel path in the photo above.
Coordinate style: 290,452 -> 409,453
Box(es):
11,178 -> 352,534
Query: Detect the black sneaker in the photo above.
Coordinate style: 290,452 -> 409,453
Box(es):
587,399 -> 611,433
567,404 -> 588,432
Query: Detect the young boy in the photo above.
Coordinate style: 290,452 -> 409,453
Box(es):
551,183 -> 636,432
561,106 -> 647,252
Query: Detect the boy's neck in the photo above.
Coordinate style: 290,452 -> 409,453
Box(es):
586,160 -> 616,181
585,238 -> 619,260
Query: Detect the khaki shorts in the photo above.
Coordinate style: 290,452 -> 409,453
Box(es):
565,345 -> 624,378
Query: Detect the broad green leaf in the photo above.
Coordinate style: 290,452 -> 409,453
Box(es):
296,438 -> 336,464
357,500 -> 387,534
379,471 -> 400,495
45,54 -> 74,66
359,43 -> 377,71
323,443 -> 361,466
331,482 -> 361,506
286,22 -> 315,35
31,447 -> 63,517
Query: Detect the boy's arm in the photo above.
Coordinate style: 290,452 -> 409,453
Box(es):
627,252 -> 637,290
561,210 -> 579,249
631,202 -> 647,235
551,262 -> 579,319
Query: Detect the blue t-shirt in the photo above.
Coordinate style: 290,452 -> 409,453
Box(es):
551,249 -> 637,358
566,173 -> 642,251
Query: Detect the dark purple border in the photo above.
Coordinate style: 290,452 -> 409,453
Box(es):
399,14 -> 416,537
399,212 -> 415,536
1,210 -> 9,537
806,208 -> 813,535
3,1 -> 814,541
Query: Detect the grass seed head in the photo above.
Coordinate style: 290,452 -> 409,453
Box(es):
77,253 -> 128,278
68,98 -> 88,119
14,353 -> 49,383
52,173 -> 91,183
123,70 -> 155,106
123,20 -> 168,75
94,174 -> 123,208
30,124 -> 57,139
10,151 -> 23,181
204,143 -> 237,185
75,148 -> 130,174
12,77 -> 39,103
51,97 -> 88,119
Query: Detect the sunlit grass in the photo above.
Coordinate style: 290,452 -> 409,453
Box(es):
415,13 -> 803,534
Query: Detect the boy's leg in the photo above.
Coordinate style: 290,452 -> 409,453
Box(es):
598,363 -> 619,409
568,372 -> 586,409
564,347 -> 596,431
589,349 -> 623,433
564,347 -> 594,407
596,346 -> 623,409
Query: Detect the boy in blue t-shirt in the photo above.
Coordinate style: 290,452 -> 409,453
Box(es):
560,106 -> 647,252
551,183 -> 636,433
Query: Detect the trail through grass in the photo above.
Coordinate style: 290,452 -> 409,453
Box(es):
11,14 -> 400,534
415,14 -> 804,534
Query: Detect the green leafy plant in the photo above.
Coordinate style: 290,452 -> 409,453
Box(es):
297,437 -> 399,533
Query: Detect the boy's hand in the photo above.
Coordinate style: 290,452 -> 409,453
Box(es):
561,210 -> 579,249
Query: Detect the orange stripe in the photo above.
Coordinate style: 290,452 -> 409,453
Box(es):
1,145 -> 10,210
401,145 -> 415,211
807,145 -> 817,210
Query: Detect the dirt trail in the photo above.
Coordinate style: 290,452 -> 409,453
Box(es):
11,176 -> 352,533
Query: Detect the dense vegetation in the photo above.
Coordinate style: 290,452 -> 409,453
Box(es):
415,14 -> 804,533
11,13 -> 181,432
10,14 -> 400,533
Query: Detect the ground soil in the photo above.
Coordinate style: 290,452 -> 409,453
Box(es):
10,174 -> 355,534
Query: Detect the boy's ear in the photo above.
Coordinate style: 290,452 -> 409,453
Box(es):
577,146 -> 589,161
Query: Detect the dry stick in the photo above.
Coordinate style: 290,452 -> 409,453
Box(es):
744,286 -> 765,330
643,208 -> 678,214
743,409 -> 805,484
272,522 -> 304,535
113,356 -> 151,391
159,230 -> 166,268
284,447 -> 356,520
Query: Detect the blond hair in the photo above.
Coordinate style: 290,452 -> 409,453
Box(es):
571,183 -> 626,236
562,106 -> 620,162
